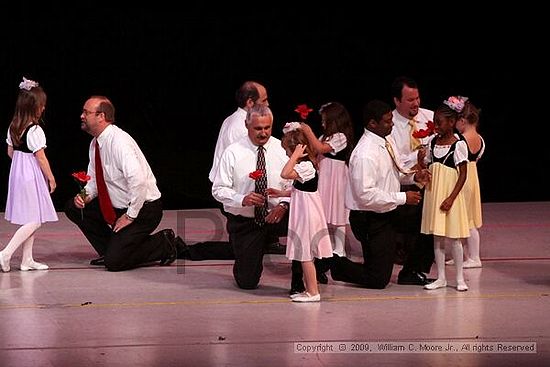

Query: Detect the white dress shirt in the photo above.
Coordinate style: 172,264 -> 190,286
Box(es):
345,129 -> 414,213
212,135 -> 291,218
85,124 -> 161,218
208,107 -> 248,182
390,107 -> 434,170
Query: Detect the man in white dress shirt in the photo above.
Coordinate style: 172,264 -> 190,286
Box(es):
331,100 -> 429,289
183,81 -> 285,260
212,104 -> 291,289
389,76 -> 435,285
208,81 -> 269,182
65,96 -> 177,271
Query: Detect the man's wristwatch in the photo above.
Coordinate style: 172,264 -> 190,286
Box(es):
278,202 -> 289,210
124,213 -> 135,221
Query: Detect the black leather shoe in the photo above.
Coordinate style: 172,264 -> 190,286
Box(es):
289,276 -> 306,295
397,271 -> 432,285
159,229 -> 177,266
90,256 -> 105,266
289,283 -> 306,296
175,236 -> 191,259
265,242 -> 286,255
317,271 -> 329,284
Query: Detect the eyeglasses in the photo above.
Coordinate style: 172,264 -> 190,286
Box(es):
82,109 -> 102,116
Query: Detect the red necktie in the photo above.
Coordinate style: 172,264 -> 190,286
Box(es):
254,145 -> 268,226
95,140 -> 117,225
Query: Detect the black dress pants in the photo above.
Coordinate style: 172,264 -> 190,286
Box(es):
65,198 -> 168,271
225,212 -> 288,289
394,185 -> 434,274
331,210 -> 396,289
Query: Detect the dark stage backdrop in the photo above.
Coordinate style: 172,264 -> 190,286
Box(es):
1,9 -> 547,211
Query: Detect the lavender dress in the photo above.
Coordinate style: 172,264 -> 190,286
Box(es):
5,125 -> 58,225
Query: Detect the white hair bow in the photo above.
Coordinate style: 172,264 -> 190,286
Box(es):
19,77 -> 39,91
282,122 -> 302,134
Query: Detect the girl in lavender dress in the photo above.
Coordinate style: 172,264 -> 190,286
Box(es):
280,123 -> 333,302
0,77 -> 58,272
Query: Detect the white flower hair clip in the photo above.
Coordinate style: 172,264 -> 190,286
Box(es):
19,77 -> 39,91
282,122 -> 302,134
443,95 -> 468,113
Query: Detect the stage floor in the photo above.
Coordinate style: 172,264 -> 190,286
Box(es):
1,202 -> 549,366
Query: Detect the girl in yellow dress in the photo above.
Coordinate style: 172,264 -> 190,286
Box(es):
420,96 -> 470,291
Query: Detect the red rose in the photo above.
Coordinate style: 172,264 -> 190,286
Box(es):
72,171 -> 91,184
249,170 -> 264,180
72,171 -> 91,220
412,121 -> 435,138
294,104 -> 313,120
72,171 -> 91,199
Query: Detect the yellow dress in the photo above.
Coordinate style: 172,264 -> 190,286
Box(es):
463,161 -> 482,229
421,137 -> 470,239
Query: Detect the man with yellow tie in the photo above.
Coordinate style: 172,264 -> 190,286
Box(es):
389,76 -> 435,286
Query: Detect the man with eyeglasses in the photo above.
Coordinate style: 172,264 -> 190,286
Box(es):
64,95 -> 180,271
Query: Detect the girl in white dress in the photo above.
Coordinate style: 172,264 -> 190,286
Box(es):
280,123 -> 333,302
420,97 -> 470,291
300,102 -> 355,258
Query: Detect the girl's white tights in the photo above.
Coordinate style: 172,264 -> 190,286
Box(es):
330,224 -> 347,257
464,228 -> 481,263
0,223 -> 48,272
425,236 -> 468,291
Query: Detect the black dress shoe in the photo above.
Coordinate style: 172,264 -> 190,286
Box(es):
289,273 -> 306,295
159,229 -> 177,266
289,283 -> 306,296
90,256 -> 105,266
316,271 -> 329,284
414,271 -> 436,283
175,236 -> 191,259
265,242 -> 286,255
397,270 -> 432,285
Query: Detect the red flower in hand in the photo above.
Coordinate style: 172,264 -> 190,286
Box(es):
72,171 -> 91,220
412,121 -> 435,139
249,170 -> 264,180
72,171 -> 91,199
294,104 -> 313,120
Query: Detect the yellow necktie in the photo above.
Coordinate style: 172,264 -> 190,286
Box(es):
408,119 -> 421,151
385,139 -> 413,174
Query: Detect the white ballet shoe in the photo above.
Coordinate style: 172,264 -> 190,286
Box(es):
292,292 -> 321,302
424,279 -> 447,290
0,251 -> 10,272
289,292 -> 307,299
20,261 -> 49,271
445,259 -> 454,265
456,280 -> 469,291
463,259 -> 482,269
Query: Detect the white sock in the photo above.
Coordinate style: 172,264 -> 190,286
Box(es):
21,235 -> 36,266
330,225 -> 347,257
434,236 -> 446,281
466,228 -> 481,262
451,239 -> 465,284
